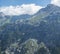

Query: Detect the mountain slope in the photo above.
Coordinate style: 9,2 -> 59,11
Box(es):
28,4 -> 60,25
0,4 -> 60,54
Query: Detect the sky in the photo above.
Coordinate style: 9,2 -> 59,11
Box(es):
0,0 -> 51,6
0,0 -> 60,15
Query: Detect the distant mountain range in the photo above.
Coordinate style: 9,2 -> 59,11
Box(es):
0,4 -> 60,54
0,12 -> 32,26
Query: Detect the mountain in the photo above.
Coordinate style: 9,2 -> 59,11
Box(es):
0,13 -> 32,26
0,4 -> 60,54
28,4 -> 60,25
10,14 -> 32,23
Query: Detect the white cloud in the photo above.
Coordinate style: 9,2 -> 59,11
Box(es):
0,4 -> 42,16
51,0 -> 60,6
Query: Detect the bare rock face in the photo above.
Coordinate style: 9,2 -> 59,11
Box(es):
5,39 -> 51,54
